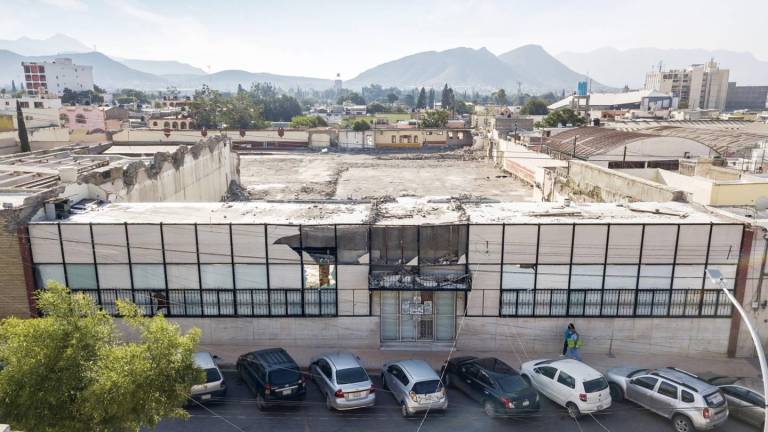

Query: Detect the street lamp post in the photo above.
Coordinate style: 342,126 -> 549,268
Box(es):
705,268 -> 768,432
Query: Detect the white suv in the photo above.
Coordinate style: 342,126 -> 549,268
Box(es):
520,358 -> 611,418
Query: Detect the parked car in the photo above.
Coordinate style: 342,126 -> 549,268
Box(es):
236,348 -> 306,410
381,359 -> 447,417
700,373 -> 764,429
190,352 -> 227,403
606,367 -> 728,432
309,352 -> 375,410
520,358 -> 611,418
441,356 -> 539,417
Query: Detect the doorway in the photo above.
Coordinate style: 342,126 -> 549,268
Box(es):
381,291 -> 456,342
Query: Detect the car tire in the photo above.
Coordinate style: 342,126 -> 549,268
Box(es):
401,402 -> 410,417
609,383 -> 624,402
483,400 -> 497,418
325,394 -> 334,411
672,414 -> 694,432
566,402 -> 581,419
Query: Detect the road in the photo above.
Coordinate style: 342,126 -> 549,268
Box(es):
153,371 -> 756,432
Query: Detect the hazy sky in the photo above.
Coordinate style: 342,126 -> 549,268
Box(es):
1,0 -> 765,78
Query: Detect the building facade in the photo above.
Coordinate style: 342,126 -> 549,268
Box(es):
725,83 -> 768,111
22,58 -> 94,96
22,201 -> 754,357
644,61 -> 729,111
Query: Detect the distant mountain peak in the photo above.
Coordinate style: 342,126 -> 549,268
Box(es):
0,33 -> 91,55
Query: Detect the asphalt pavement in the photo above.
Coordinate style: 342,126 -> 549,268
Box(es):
152,371 -> 757,432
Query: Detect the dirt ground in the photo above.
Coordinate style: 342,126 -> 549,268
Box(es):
238,150 -> 533,202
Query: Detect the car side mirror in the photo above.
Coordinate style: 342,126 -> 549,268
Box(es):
534,369 -> 541,375
213,355 -> 220,360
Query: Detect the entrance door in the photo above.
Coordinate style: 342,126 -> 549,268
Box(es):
381,291 -> 455,342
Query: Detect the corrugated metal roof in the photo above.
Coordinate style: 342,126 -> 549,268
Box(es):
542,127 -> 653,158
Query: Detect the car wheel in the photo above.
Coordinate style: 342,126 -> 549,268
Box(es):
483,400 -> 497,418
672,415 -> 693,432
401,402 -> 410,417
609,383 -> 624,402
325,394 -> 334,411
381,374 -> 388,390
566,402 -> 581,419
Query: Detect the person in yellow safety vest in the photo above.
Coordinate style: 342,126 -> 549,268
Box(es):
566,329 -> 583,361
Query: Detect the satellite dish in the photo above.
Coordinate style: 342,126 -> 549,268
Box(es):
756,196 -> 768,212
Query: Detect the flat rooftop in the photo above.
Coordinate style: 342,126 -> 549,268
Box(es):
239,151 -> 533,202
49,200 -> 735,226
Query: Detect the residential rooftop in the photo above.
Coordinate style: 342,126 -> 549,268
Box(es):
48,200 -> 736,226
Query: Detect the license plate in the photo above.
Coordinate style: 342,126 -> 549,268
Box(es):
280,389 -> 293,395
347,391 -> 365,399
201,394 -> 211,400
522,400 -> 530,407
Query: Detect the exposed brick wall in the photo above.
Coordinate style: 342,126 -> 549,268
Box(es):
0,213 -> 34,318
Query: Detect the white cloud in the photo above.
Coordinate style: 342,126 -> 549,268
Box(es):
39,0 -> 87,11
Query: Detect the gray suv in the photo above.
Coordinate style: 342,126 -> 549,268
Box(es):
606,367 -> 728,432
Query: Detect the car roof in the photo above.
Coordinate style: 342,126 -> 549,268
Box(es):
544,359 -> 603,379
474,357 -> 519,376
394,360 -> 439,381
651,368 -> 718,393
193,352 -> 216,369
320,352 -> 362,370
244,348 -> 297,368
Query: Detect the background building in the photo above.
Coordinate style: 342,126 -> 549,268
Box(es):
22,58 -> 94,96
725,83 -> 768,111
644,60 -> 729,110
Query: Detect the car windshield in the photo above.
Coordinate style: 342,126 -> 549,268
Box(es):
336,367 -> 369,385
584,377 -> 609,393
412,380 -> 442,395
628,369 -> 649,378
705,391 -> 726,408
269,368 -> 301,386
498,375 -> 529,393
205,368 -> 222,383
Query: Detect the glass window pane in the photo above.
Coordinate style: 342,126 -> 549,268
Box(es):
468,225 -> 502,264
337,225 -> 369,264
92,224 -> 128,263
502,265 -> 535,289
132,264 -> 165,289
639,265 -> 672,289
571,265 -> 603,289
642,225 -> 677,264
604,265 -> 637,289
98,264 -> 131,289
36,264 -> 65,288
673,265 -> 704,289
303,264 -> 336,289
708,225 -> 742,264
301,225 -> 336,264
197,225 -> 231,263
268,225 -> 302,264
538,225 -> 573,264
29,224 -> 62,263
572,225 -> 607,264
536,265 -> 569,289
607,225 -> 642,263
269,264 -> 301,288
163,225 -> 197,263
704,265 -> 736,290
201,264 -> 233,289
66,264 -> 97,289
167,264 -> 199,289
232,224 -> 266,263
128,225 -> 163,263
435,292 -> 455,341
60,225 -> 93,263
504,225 -> 538,263
676,225 -> 710,264
234,264 -> 267,289
419,225 -> 467,265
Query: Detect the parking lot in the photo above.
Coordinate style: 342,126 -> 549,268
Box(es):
153,371 -> 756,432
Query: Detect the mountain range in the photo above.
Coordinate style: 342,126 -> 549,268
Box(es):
557,47 -> 768,88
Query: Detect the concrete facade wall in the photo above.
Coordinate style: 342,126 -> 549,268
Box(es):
0,214 -> 32,318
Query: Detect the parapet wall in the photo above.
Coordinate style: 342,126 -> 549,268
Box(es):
76,136 -> 239,202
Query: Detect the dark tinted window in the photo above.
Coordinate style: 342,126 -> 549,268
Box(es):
205,368 -> 222,383
557,371 -> 576,389
746,391 -> 765,407
538,366 -> 557,380
632,376 -> 658,391
498,375 -> 529,393
584,377 -> 608,393
412,380 -> 442,395
681,390 -> 695,403
317,360 -> 332,379
269,368 -> 301,386
476,358 -> 516,374
657,381 -> 678,399
704,391 -> 726,408
336,367 -> 368,385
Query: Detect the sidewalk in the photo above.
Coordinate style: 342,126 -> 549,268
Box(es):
199,343 -> 760,378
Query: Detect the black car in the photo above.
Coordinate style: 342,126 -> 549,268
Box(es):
236,348 -> 307,409
442,356 -> 539,417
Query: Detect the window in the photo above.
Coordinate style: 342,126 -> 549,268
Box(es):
180,122 -> 187,129
419,225 -> 467,265
681,390 -> 695,403
66,264 -> 97,289
19,101 -> 29,108
657,381 -> 678,399
153,121 -> 158,127
59,113 -> 69,123
164,121 -> 170,128
317,359 -> 332,379
536,366 -> 557,380
632,376 -> 658,391
132,264 -> 165,289
34,101 -> 43,108
172,121 -> 178,129
336,367 -> 368,385
584,377 -> 608,393
557,371 -> 576,389
391,135 -> 396,143
75,113 -> 86,124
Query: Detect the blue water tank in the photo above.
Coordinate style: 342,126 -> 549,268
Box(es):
577,81 -> 588,96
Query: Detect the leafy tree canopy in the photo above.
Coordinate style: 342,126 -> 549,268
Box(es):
520,98 -> 550,115
290,114 -> 328,128
536,108 -> 586,128
420,110 -> 449,128
0,283 -> 203,432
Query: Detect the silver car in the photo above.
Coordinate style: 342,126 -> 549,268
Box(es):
190,352 -> 227,403
606,367 -> 728,432
309,352 -> 375,410
381,359 -> 447,417
701,374 -> 765,428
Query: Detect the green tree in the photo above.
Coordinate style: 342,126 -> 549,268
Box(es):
441,84 -> 455,111
495,88 -> 508,106
536,108 -> 586,128
352,119 -> 371,131
190,84 -> 224,129
366,102 -> 387,114
420,110 -> 449,128
403,94 -> 415,107
520,98 -> 549,115
427,88 -> 435,108
416,87 -> 427,109
0,283 -> 203,432
455,100 -> 472,115
290,115 -> 328,128
386,93 -> 398,104
221,92 -> 265,129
